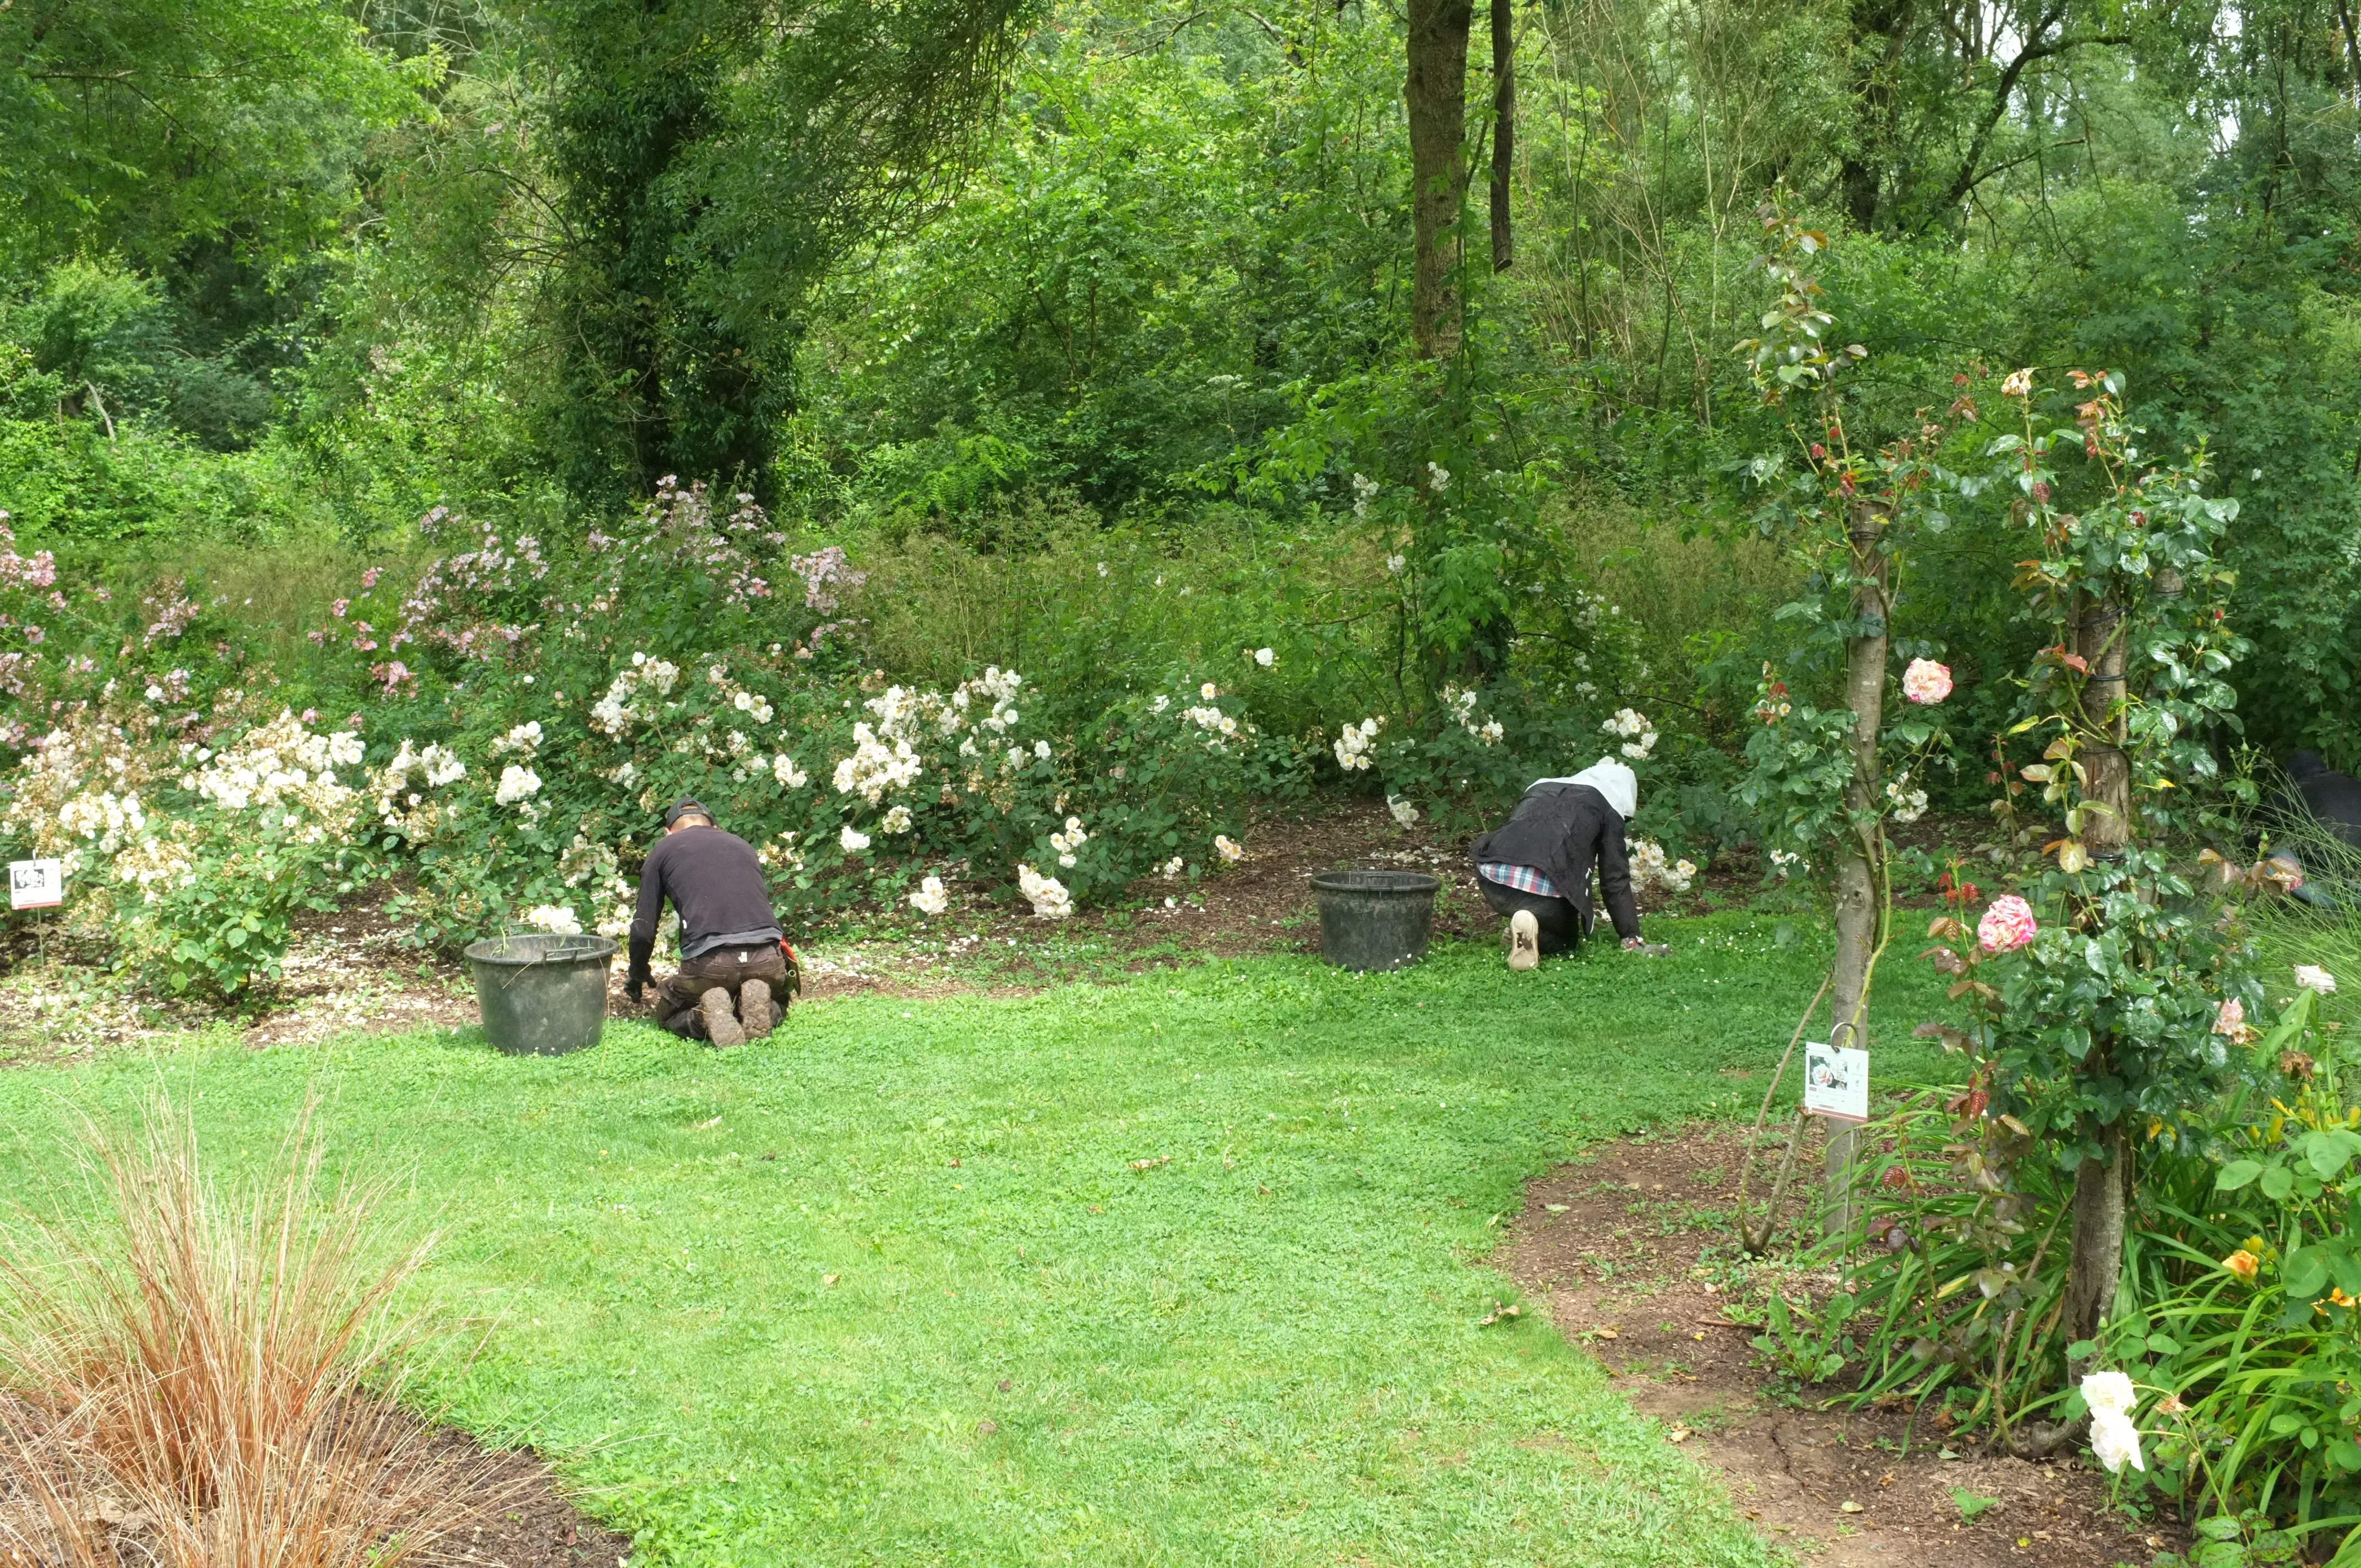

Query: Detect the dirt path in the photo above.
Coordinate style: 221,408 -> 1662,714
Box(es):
1496,1124 -> 2175,1565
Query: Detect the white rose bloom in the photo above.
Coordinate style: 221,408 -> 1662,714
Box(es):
1388,795 -> 1419,828
771,753 -> 808,790
909,875 -> 949,917
882,804 -> 912,834
1018,863 -> 1073,919
2081,1370 -> 2137,1419
494,764 -> 542,805
2295,964 -> 2337,995
840,825 -> 872,853
1214,834 -> 1243,864
1162,856 -> 1185,879
1034,739 -> 1051,761
524,903 -> 583,935
1254,647 -> 1275,667
2090,1411 -> 2144,1475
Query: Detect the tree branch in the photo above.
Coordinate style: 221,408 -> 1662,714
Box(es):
1932,21 -> 2131,222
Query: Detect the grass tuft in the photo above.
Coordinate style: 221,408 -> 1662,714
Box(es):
0,1095 -> 492,1567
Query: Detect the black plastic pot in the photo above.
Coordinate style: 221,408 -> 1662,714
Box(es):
1309,870 -> 1440,972
463,933 -> 618,1055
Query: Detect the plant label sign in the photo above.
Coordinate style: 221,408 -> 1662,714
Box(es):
1802,1041 -> 1868,1123
9,858 -> 64,911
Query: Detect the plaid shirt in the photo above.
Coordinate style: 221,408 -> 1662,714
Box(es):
1479,862 -> 1562,899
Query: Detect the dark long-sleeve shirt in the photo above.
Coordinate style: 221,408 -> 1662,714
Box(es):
627,827 -> 782,987
1467,782 -> 1640,942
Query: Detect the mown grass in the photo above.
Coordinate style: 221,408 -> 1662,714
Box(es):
0,915 -> 1957,1566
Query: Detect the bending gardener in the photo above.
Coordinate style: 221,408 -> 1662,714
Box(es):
1468,758 -> 1664,970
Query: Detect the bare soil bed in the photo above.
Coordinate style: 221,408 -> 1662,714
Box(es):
0,797 -> 1743,1054
427,1433 -> 637,1568
1498,1123 -> 2178,1566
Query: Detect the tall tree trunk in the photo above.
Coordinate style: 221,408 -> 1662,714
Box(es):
1489,0 -> 1514,274
1837,0 -> 1917,233
1824,497 -> 1888,1238
1406,0 -> 1474,357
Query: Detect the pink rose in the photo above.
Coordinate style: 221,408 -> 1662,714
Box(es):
1902,658 -> 1954,705
1977,894 -> 2038,953
2213,997 -> 2247,1038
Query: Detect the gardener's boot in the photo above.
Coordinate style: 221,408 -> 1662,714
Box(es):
699,986 -> 747,1048
739,979 -> 778,1039
1505,910 -> 1541,972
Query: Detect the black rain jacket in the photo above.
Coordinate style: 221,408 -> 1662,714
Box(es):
1467,782 -> 1640,941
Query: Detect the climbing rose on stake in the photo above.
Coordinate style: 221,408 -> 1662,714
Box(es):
1901,658 -> 1952,705
1976,895 -> 2037,953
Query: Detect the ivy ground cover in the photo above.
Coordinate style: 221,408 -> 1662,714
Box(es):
0,916 -> 1951,1566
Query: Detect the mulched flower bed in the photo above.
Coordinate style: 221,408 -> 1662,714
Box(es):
1495,1121 -> 2184,1566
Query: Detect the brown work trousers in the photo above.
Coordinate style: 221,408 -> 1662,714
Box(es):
653,943 -> 795,1040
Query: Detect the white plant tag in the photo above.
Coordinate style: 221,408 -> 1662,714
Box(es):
1803,1041 -> 1869,1123
9,858 -> 65,911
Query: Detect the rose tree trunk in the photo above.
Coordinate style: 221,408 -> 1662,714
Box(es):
2065,587 -> 2134,1341
1824,499 -> 1887,1239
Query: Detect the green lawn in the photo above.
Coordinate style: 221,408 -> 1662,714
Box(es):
0,914 -> 1956,1567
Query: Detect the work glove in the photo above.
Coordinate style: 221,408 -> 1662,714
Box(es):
624,978 -> 644,1005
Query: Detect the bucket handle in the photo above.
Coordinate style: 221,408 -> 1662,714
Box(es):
484,924 -> 607,989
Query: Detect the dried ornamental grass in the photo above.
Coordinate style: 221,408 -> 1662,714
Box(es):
0,1098 -> 501,1568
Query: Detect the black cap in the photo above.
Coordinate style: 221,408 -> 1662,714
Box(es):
663,798 -> 710,829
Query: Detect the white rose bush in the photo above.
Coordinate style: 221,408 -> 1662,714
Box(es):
0,484 -> 1311,994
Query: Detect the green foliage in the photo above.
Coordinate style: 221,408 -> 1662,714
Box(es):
0,0 -> 424,278
531,0 -> 1046,502
808,0 -> 1408,516
2102,989 -> 2361,1553
1815,1088 -> 2080,1435
1748,1288 -> 1858,1385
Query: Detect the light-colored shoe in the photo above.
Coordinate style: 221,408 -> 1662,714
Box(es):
740,979 -> 778,1039
699,986 -> 747,1048
1506,910 -> 1541,972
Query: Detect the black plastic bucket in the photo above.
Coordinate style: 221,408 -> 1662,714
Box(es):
463,933 -> 618,1055
1309,870 -> 1440,972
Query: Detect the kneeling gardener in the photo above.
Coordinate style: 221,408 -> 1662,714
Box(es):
625,799 -> 798,1046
